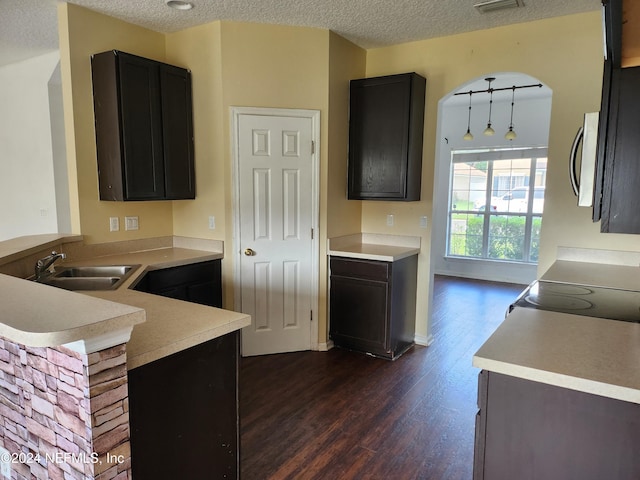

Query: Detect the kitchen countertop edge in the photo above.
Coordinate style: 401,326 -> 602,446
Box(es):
473,306 -> 640,404
328,233 -> 421,262
0,243 -> 249,369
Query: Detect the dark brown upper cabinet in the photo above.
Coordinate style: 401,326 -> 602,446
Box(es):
348,72 -> 426,201
594,1 -> 640,233
91,50 -> 195,201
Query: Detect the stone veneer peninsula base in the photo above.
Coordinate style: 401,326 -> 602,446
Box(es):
0,337 -> 131,480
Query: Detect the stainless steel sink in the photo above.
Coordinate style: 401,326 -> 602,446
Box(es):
53,265 -> 135,278
34,265 -> 139,291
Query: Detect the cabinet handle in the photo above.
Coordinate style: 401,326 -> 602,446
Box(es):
244,248 -> 256,256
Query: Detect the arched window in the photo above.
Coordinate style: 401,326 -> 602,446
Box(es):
431,73 -> 552,284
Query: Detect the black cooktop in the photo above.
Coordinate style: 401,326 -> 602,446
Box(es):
512,280 -> 640,323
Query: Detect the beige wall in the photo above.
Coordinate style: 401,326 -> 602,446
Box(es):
58,4 -> 355,343
166,23 -> 226,242
364,11 -> 640,341
58,4 -> 173,245
327,32 -> 366,239
59,5 -> 639,347
325,32 -> 366,342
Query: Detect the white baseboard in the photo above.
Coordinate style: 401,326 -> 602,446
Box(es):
415,334 -> 434,347
317,340 -> 334,351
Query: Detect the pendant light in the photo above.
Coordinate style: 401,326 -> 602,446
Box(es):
483,77 -> 496,136
463,91 -> 474,141
454,78 -> 543,140
505,86 -> 517,140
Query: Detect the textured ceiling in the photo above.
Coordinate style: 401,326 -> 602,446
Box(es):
1,0 -> 600,67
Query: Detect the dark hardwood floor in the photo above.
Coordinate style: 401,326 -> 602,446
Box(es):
240,275 -> 526,480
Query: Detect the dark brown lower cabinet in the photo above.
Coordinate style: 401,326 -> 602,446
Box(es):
128,331 -> 239,479
133,259 -> 222,307
329,255 -> 417,360
474,370 -> 640,480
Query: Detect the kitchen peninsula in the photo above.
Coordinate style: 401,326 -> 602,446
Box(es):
0,234 -> 250,480
472,248 -> 640,480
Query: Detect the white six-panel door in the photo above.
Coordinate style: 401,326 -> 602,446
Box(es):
233,109 -> 319,356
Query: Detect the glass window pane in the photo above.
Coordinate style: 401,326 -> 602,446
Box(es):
529,216 -> 543,262
532,158 -> 547,214
490,158 -> 532,213
448,213 -> 483,258
448,149 -> 545,265
452,162 -> 487,212
487,215 -> 526,261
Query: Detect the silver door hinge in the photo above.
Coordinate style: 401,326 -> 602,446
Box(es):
311,141 -> 315,154
310,310 -> 313,321
311,228 -> 314,240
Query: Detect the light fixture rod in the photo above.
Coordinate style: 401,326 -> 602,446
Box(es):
454,83 -> 543,96
508,87 -> 516,126
483,77 -> 495,136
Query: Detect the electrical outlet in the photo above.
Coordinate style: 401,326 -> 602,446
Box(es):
109,217 -> 120,232
386,214 -> 394,227
420,216 -> 428,228
0,446 -> 11,477
125,216 -> 139,231
208,216 -> 216,230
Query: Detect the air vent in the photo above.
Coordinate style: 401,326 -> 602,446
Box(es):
474,0 -> 523,14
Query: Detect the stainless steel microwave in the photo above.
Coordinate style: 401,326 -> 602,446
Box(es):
569,112 -> 599,207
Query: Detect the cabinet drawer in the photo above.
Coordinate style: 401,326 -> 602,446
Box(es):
330,257 -> 389,281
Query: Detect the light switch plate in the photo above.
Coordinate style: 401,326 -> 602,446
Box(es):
125,216 -> 139,231
208,216 -> 216,230
109,217 -> 120,232
420,216 -> 428,228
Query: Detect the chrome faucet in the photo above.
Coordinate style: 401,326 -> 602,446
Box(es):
35,251 -> 66,279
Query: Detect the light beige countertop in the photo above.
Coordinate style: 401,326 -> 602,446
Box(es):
473,307 -> 640,404
474,252 -> 640,404
328,233 -> 421,262
61,247 -> 250,369
0,273 -> 145,348
87,289 -> 250,370
0,235 -> 250,369
542,260 -> 640,291
62,247 -> 224,277
0,233 -> 83,267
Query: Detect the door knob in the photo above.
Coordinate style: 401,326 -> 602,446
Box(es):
244,248 -> 256,256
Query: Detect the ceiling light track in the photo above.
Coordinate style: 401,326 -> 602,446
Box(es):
457,79 -> 542,141
453,82 -> 542,97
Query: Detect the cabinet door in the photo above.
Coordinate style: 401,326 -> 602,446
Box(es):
603,0 -> 623,68
160,65 -> 195,199
330,275 -> 390,353
348,73 -> 425,201
601,66 -> 640,233
128,331 -> 239,479
481,372 -> 640,479
187,280 -> 222,308
329,258 -> 391,355
593,59 -> 613,222
117,53 -> 165,200
133,260 -> 222,308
